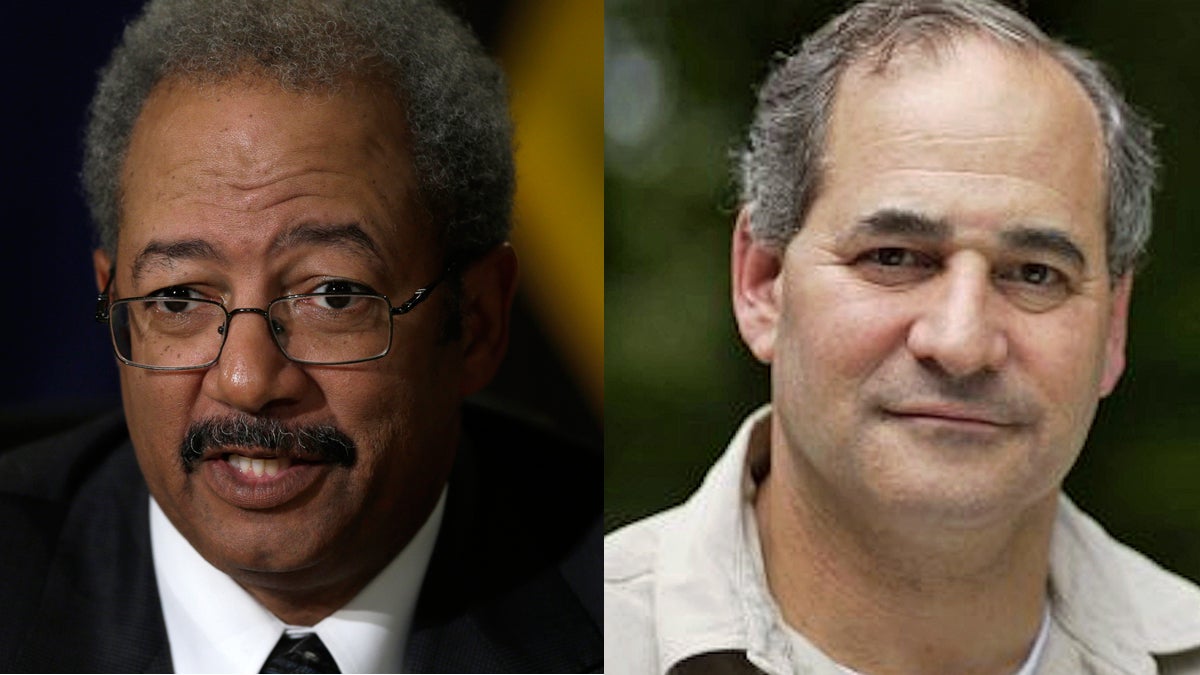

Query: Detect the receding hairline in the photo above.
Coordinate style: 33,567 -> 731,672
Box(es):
838,32 -> 1104,130
816,31 -> 1108,218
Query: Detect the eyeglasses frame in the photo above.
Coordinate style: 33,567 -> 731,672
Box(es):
94,265 -> 453,370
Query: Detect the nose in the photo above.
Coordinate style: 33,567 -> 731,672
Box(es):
906,257 -> 1008,379
201,309 -> 310,414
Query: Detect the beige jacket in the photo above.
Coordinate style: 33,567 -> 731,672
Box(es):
605,406 -> 1200,674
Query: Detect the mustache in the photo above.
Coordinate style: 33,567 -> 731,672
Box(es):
180,416 -> 357,473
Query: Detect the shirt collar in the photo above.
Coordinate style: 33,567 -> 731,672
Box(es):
1047,497 -> 1200,669
652,405 -> 778,673
651,404 -> 1200,674
150,485 -> 446,674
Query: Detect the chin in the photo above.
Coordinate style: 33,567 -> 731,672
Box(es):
219,540 -> 337,585
868,471 -> 1058,531
191,512 -> 338,575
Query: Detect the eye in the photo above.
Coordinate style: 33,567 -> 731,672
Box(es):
852,247 -> 939,286
995,262 -> 1072,311
872,248 -> 919,266
995,262 -> 1067,288
1016,263 -> 1056,286
313,280 -> 373,294
311,280 -> 374,310
147,286 -> 206,314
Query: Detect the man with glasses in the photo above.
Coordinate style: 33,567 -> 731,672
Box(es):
606,1 -> 1200,673
0,0 -> 600,672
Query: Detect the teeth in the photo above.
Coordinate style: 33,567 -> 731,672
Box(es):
227,454 -> 291,478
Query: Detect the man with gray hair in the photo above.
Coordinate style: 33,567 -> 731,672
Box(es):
0,0 -> 600,672
605,1 -> 1200,672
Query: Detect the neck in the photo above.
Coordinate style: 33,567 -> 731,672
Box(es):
755,437 -> 1054,675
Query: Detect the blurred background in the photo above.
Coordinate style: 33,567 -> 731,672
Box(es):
605,0 -> 1200,582
0,0 -> 601,447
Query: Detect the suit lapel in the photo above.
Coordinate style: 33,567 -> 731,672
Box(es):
403,407 -> 602,672
405,566 -> 601,673
16,442 -> 172,672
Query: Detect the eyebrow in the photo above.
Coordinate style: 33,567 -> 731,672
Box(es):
846,208 -> 1088,270
129,222 -> 384,284
131,239 -> 224,283
841,209 -> 952,246
1000,227 -> 1087,270
269,222 -> 382,259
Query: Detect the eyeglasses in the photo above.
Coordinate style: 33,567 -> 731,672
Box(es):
94,268 -> 451,370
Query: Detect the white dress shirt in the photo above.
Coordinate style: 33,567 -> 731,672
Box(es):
150,487 -> 446,674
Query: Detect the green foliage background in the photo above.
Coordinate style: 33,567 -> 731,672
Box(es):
604,0 -> 1200,582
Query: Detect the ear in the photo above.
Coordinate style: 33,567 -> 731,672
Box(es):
732,207 -> 783,364
1098,273 -> 1132,397
458,243 -> 519,396
93,249 -> 114,292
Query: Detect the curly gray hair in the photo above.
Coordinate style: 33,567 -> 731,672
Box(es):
737,0 -> 1157,278
83,0 -> 513,264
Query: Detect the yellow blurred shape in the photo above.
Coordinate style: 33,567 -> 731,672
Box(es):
501,0 -> 603,417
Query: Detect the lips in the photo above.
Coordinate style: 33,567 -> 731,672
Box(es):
878,400 -> 1036,442
886,405 -> 1015,427
200,449 -> 331,510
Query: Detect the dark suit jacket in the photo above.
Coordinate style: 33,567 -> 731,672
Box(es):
0,403 -> 601,673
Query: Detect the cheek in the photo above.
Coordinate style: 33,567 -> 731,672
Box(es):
1011,308 -> 1111,432
317,368 -> 408,446
771,273 -> 913,462
121,369 -> 202,441
120,369 -> 206,497
777,272 -> 910,386
324,354 -> 461,523
320,344 -> 460,461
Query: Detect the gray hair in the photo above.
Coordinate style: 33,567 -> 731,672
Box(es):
737,0 -> 1157,278
83,0 -> 514,265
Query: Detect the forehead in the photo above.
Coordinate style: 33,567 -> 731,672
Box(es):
814,37 -> 1106,247
117,74 -> 424,264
